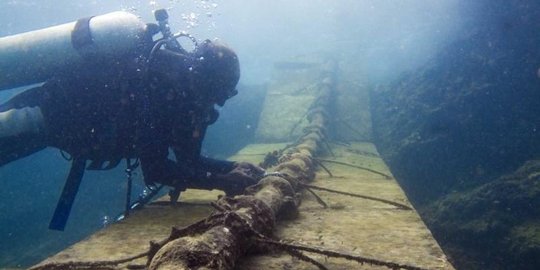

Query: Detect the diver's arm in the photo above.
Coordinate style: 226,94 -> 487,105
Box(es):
170,147 -> 263,195
170,120 -> 235,176
171,144 -> 235,179
139,132 -> 232,187
140,153 -> 203,188
167,108 -> 263,194
137,127 -> 200,188
171,134 -> 265,195
198,156 -> 235,174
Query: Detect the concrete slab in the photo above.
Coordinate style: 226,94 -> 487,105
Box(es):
34,142 -> 454,270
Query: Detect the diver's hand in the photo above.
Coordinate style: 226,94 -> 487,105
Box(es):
215,162 -> 265,196
233,161 -> 265,178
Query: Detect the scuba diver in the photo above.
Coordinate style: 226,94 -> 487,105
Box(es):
0,10 -> 264,230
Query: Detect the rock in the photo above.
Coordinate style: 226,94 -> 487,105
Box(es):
423,160 -> 540,269
370,1 -> 540,268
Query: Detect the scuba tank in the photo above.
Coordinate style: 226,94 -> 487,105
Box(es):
44,9 -> 195,231
0,8 -> 199,231
0,11 -> 147,91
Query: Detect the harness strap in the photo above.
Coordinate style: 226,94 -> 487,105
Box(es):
49,158 -> 86,231
124,158 -> 139,218
71,16 -> 95,52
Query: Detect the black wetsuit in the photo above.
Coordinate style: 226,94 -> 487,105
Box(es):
0,50 -> 234,189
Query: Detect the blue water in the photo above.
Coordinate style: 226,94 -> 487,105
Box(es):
0,0 -> 516,268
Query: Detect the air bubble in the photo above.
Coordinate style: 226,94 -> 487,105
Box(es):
101,216 -> 110,227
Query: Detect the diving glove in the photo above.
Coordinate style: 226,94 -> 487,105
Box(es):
210,162 -> 265,196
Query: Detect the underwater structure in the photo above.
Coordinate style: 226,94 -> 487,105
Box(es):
30,53 -> 454,270
2,2 -> 538,268
371,1 -> 540,269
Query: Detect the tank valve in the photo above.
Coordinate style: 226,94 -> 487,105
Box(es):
154,9 -> 182,51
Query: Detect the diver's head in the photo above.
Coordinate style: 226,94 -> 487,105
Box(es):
148,40 -> 240,107
190,40 -> 240,106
